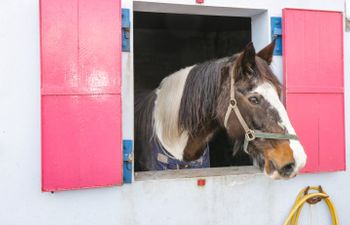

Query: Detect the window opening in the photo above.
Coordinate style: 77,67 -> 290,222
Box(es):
134,12 -> 253,171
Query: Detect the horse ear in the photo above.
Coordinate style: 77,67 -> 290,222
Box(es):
235,42 -> 256,76
257,39 -> 276,65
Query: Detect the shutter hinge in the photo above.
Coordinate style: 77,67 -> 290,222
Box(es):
122,8 -> 130,52
271,17 -> 282,55
123,139 -> 133,183
346,0 -> 350,32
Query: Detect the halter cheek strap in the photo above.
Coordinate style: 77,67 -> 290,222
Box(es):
223,66 -> 299,154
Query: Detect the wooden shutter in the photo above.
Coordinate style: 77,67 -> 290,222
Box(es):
283,9 -> 345,172
41,0 -> 122,191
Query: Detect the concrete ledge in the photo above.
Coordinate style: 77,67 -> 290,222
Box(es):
135,166 -> 262,181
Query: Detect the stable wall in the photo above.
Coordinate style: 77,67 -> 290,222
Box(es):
0,0 -> 349,225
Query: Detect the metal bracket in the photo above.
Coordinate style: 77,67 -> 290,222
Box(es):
122,8 -> 130,52
123,139 -> 133,183
346,0 -> 350,32
271,17 -> 282,55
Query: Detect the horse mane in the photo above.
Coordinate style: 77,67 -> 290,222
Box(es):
178,55 -> 282,137
178,57 -> 231,136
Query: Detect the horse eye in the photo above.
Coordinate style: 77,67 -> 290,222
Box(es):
248,96 -> 260,105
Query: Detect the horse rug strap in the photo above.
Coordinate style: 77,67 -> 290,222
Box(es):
224,66 -> 299,154
152,139 -> 210,170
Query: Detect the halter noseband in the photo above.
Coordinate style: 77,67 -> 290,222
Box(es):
223,66 -> 299,154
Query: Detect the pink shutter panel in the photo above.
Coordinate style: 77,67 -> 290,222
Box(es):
283,9 -> 345,172
41,0 -> 122,191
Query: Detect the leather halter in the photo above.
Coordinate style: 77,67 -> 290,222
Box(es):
223,66 -> 299,154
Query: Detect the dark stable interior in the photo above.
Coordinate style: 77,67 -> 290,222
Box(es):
134,11 -> 253,167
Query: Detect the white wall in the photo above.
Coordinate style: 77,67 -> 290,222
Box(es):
0,0 -> 349,225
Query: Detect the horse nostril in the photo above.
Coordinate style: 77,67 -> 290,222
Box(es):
280,162 -> 295,177
268,160 -> 277,172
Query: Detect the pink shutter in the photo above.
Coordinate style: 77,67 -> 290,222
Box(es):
41,0 -> 122,191
283,9 -> 345,172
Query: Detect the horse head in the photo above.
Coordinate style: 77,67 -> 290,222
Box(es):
220,41 -> 307,179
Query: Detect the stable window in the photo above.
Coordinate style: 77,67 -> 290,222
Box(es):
132,4 -> 272,179
134,12 -> 253,170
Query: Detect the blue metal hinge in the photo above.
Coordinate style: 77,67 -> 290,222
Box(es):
271,17 -> 282,56
122,8 -> 130,52
123,139 -> 133,183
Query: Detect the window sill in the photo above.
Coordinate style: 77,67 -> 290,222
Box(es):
134,165 -> 262,181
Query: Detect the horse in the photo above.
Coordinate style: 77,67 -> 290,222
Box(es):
134,40 -> 307,179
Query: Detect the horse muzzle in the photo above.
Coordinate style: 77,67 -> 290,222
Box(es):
263,141 -> 307,179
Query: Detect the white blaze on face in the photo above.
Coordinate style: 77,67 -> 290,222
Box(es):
253,82 -> 307,175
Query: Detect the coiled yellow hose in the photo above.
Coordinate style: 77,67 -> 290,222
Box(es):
283,186 -> 339,225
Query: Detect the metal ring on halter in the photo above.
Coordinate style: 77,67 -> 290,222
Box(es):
230,99 -> 237,107
245,129 -> 256,141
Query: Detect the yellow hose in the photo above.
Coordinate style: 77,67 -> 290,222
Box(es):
283,186 -> 339,225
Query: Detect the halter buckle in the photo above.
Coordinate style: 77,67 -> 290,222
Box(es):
245,129 -> 256,141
